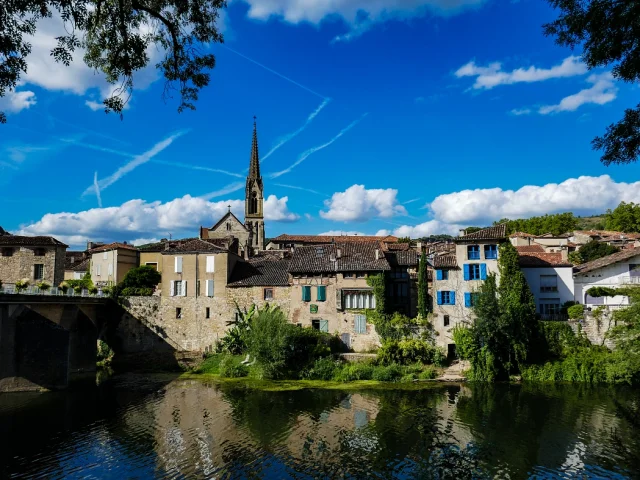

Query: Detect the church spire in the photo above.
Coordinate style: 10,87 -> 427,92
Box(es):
249,116 -> 260,179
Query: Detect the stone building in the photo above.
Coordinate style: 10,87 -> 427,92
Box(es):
200,120 -> 265,256
0,234 -> 67,287
432,224 -> 507,354
64,251 -> 90,280
267,234 -> 399,251
89,242 -> 139,286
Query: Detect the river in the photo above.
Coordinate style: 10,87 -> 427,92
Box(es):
1,374 -> 638,479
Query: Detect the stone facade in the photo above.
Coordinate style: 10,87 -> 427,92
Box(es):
201,212 -> 250,257
0,244 -> 66,287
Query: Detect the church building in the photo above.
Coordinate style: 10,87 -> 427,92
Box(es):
200,119 -> 266,257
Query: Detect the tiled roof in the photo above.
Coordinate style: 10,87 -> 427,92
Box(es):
574,247 -> 640,274
137,238 -> 197,252
384,242 -> 411,251
509,231 -> 536,238
228,253 -> 291,287
573,230 -> 640,240
69,257 -> 90,272
288,242 -> 390,273
385,249 -> 418,267
0,235 -> 68,247
518,252 -> 572,268
432,255 -> 458,268
271,234 -> 399,245
515,245 -> 545,253
456,224 -> 507,242
65,251 -> 86,269
89,242 -> 138,253
161,238 -> 229,254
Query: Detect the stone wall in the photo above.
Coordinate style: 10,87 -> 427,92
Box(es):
0,245 -> 65,286
568,309 -> 616,349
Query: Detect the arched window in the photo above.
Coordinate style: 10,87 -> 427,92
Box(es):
226,222 -> 231,231
249,191 -> 258,214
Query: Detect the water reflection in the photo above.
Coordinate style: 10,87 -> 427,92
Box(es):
1,376 -> 638,479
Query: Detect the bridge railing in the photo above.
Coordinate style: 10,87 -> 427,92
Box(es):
0,284 -> 107,298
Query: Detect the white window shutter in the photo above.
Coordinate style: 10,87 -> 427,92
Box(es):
97,264 -> 101,275
108,263 -> 113,276
206,256 -> 215,273
170,281 -> 175,296
182,281 -> 187,297
206,280 -> 214,297
175,256 -> 183,273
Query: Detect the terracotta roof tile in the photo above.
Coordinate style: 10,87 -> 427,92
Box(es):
288,242 -> 390,273
69,257 -> 90,272
518,252 -> 572,268
574,247 -> 640,274
0,235 -> 68,247
385,250 -> 418,267
137,238 -> 197,252
509,231 -> 536,238
432,255 -> 458,268
516,245 -> 545,253
457,224 -> 507,242
89,242 -> 138,253
161,238 -> 229,254
271,234 -> 399,245
228,253 -> 291,287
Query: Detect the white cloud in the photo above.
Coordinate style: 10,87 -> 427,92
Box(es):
85,100 -> 104,112
130,238 -> 160,246
0,90 -> 37,113
318,230 -> 366,236
320,184 -> 407,222
17,193 -> 298,247
242,0 -> 487,41
264,195 -> 300,222
510,108 -> 531,116
455,56 -> 587,90
538,73 -> 617,114
428,175 -> 640,224
389,220 -> 463,238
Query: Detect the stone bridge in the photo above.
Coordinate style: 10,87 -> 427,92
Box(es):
0,295 -> 179,392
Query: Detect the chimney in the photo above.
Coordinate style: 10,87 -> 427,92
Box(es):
459,228 -> 466,237
336,248 -> 342,259
560,246 -> 568,261
244,242 -> 250,260
164,242 -> 170,251
375,248 -> 380,260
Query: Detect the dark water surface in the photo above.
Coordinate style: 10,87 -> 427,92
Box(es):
1,374 -> 638,479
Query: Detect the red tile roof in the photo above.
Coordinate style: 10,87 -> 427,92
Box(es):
573,230 -> 640,240
457,224 -> 507,242
509,232 -> 536,238
516,245 -> 545,253
432,255 -> 458,268
518,252 -> 572,268
89,242 -> 138,253
271,234 -> 398,245
574,247 -> 640,274
288,242 -> 391,273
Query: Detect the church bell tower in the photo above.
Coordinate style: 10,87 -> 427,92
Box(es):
245,117 -> 265,252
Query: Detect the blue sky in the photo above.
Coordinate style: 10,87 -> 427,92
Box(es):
2,0 -> 640,248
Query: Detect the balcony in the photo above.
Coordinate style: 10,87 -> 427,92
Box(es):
619,275 -> 640,285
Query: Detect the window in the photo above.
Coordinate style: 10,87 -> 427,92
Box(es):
355,314 -> 367,334
391,267 -> 408,279
467,245 -> 480,260
436,269 -> 449,281
174,256 -> 183,273
34,248 -> 45,256
264,288 -> 274,300
356,272 -> 366,278
226,223 -> 231,231
539,301 -> 561,316
484,244 -> 498,259
443,315 -> 450,327
392,283 -> 408,298
172,280 -> 185,297
302,285 -> 311,302
344,272 -> 356,279
540,275 -> 558,292
103,251 -> 108,260
1,248 -> 13,257
206,280 -> 214,297
316,285 -> 326,302
343,291 -> 376,309
206,256 -> 215,273
437,291 -> 455,305
464,263 -> 486,281
205,307 -> 210,319
176,308 -> 182,319
34,264 -> 44,280
464,292 -> 481,307
108,263 -> 113,276
312,319 -> 329,332
96,264 -> 101,276
145,262 -> 158,271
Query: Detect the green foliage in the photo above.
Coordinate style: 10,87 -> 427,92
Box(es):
544,1 -> 640,165
121,265 -> 161,289
366,273 -> 387,315
194,354 -> 225,374
14,278 -> 29,292
334,362 -> 375,382
88,285 -> 98,295
372,364 -> 403,382
97,340 -> 114,366
418,251 -> 428,317
219,355 -> 249,378
377,339 -> 445,366
397,236 -> 411,243
66,272 -> 94,292
58,281 -> 69,293
301,356 -> 343,381
36,280 -> 51,293
217,304 -> 258,355
568,251 -> 583,265
120,287 -> 154,297
578,240 -> 619,263
567,304 -> 584,320
498,212 -> 579,236
610,287 -> 640,357
1,0 -> 226,123
451,325 -> 475,360
586,286 -> 618,298
604,201 -> 640,232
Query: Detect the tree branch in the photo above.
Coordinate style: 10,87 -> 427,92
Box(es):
131,0 -> 181,75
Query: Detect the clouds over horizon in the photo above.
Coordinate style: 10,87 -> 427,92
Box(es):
320,184 -> 407,222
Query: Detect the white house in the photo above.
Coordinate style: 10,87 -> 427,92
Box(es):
573,247 -> 640,307
517,248 -> 574,318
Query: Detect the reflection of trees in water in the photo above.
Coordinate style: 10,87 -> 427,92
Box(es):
455,383 -> 639,478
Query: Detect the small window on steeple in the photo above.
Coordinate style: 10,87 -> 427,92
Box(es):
226,223 -> 231,231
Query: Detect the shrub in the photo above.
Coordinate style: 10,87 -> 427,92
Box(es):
73,284 -> 83,294
14,278 -> 30,292
401,373 -> 417,383
452,325 -> 475,360
218,355 -> 249,378
36,280 -> 51,293
120,287 -> 153,297
418,366 -> 437,380
194,354 -> 224,374
301,356 -> 341,380
567,304 -> 584,320
121,265 -> 161,289
333,362 -> 374,382
377,339 -> 442,365
372,364 -> 403,382
97,340 -> 114,365
88,285 -> 98,295
59,281 -> 69,293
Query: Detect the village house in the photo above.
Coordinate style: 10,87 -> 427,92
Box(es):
266,234 -> 399,251
432,224 -> 507,355
64,251 -> 90,280
516,247 -> 574,319
0,233 -> 67,287
89,242 -> 139,286
573,247 -> 640,308
569,230 -> 640,249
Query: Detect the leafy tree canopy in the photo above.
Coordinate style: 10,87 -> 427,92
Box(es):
544,0 -> 640,165
121,265 -> 161,288
1,0 -> 226,123
604,201 -> 640,233
495,212 -> 580,236
578,240 -> 619,263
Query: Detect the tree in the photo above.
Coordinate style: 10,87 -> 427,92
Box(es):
397,237 -> 411,243
1,0 -> 226,123
121,265 -> 161,288
577,240 -> 619,263
499,212 -> 579,236
610,287 -> 640,357
469,273 -> 501,381
604,201 -> 640,233
544,1 -> 640,165
418,251 -> 428,317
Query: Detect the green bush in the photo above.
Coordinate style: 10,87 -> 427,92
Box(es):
401,373 -> 417,383
97,340 -> 114,365
377,339 -> 444,366
14,278 -> 30,292
567,304 -> 584,319
194,354 -> 225,374
120,287 -> 154,296
121,265 -> 161,289
218,355 -> 249,378
372,364 -> 403,382
333,362 -> 374,382
451,326 -> 475,360
302,356 -> 342,380
418,366 -> 437,380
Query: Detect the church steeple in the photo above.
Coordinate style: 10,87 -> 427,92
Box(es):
245,117 -> 265,253
248,116 -> 261,180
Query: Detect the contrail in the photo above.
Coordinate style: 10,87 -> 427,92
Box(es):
200,182 -> 245,201
222,45 -> 326,100
262,98 -> 331,163
83,130 -> 188,196
61,138 -> 134,158
402,198 -> 421,205
269,113 -> 368,179
273,183 -> 327,196
93,171 -> 103,208
152,160 -> 244,178
41,113 -> 130,146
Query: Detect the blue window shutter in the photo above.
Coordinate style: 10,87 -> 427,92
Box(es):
450,291 -> 456,305
302,286 -> 311,302
480,263 -> 487,280
436,269 -> 443,281
464,292 -> 471,308
317,286 -> 326,302
437,291 -> 443,305
463,264 -> 470,281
